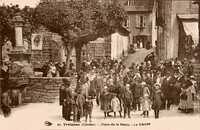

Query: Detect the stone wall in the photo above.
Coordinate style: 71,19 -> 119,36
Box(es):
22,77 -> 77,103
31,32 -> 64,68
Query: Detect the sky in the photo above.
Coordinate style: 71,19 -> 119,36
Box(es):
0,0 -> 39,8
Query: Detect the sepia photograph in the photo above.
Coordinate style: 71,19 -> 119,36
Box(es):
0,0 -> 200,130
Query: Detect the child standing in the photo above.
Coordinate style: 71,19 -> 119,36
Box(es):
111,93 -> 120,118
141,94 -> 151,118
84,96 -> 93,122
151,83 -> 164,118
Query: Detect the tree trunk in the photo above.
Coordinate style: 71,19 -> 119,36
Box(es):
65,45 -> 74,73
75,46 -> 82,71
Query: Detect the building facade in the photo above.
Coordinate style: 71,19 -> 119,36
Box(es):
84,27 -> 129,61
30,31 -> 66,68
119,0 -> 157,49
156,0 -> 198,60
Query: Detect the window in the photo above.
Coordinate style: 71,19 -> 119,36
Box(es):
124,16 -> 130,28
136,15 -> 146,28
127,0 -> 134,6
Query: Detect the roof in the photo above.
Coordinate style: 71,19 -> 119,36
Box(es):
119,0 -> 155,12
177,14 -> 198,20
117,26 -> 130,36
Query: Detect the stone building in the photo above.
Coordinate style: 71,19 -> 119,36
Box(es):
156,0 -> 198,60
118,0 -> 157,49
30,31 -> 66,69
84,26 -> 129,61
178,14 -> 198,59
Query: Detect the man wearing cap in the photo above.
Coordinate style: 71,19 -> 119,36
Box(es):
62,79 -> 73,121
93,73 -> 104,106
122,84 -> 133,118
1,88 -> 11,117
59,81 -> 65,118
73,88 -> 84,122
157,61 -> 167,77
161,72 -> 174,110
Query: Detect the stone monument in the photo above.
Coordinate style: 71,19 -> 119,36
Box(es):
8,13 -> 33,106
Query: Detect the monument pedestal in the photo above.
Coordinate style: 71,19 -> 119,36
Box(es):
8,48 -> 33,105
7,13 -> 33,106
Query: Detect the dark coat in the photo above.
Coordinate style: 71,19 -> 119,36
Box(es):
63,86 -> 73,105
122,90 -> 133,106
59,84 -> 65,106
131,83 -> 141,98
157,66 -> 167,77
187,64 -> 194,77
42,64 -> 50,77
101,92 -> 112,112
161,76 -> 174,98
152,89 -> 164,110
1,92 -> 11,107
93,77 -> 104,92
145,77 -> 154,91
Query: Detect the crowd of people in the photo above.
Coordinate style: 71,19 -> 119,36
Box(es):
41,60 -> 75,77
59,52 -> 198,122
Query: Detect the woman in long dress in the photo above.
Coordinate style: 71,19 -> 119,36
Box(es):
178,75 -> 194,113
101,86 -> 112,118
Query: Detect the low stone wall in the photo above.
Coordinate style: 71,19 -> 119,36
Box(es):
22,77 -> 77,103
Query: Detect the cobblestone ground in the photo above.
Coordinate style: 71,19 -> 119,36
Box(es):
0,96 -> 199,130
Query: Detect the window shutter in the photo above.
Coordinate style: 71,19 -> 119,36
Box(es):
143,16 -> 146,27
127,16 -> 130,27
127,0 -> 130,6
136,15 -> 140,28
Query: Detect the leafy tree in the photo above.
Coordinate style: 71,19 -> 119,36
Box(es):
0,4 -> 35,45
34,0 -> 127,71
0,4 -> 37,66
0,4 -> 20,47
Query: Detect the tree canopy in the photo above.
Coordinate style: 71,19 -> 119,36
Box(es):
34,0 -> 127,70
35,0 -> 126,44
0,0 -> 127,70
0,4 -> 35,47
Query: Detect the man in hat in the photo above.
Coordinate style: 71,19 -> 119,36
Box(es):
101,86 -> 112,118
62,79 -> 73,121
145,73 -> 154,96
73,88 -> 84,122
93,73 -> 104,106
187,61 -> 194,77
161,72 -> 174,110
189,76 -> 197,101
122,84 -> 133,118
1,60 -> 10,91
1,88 -> 11,117
59,81 -> 65,118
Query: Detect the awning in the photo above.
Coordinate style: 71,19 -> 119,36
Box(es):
182,21 -> 198,45
177,14 -> 198,20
